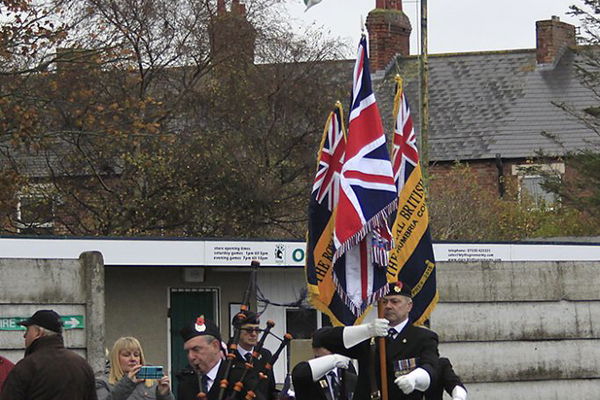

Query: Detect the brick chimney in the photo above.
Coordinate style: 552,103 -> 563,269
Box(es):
536,16 -> 576,65
209,0 -> 256,66
366,0 -> 412,72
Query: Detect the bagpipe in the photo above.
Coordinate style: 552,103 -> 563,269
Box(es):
214,260 -> 293,400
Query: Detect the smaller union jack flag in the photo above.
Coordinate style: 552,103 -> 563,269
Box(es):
312,103 -> 346,210
391,76 -> 419,192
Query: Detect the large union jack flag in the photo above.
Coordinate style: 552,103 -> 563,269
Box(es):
333,35 -> 397,258
325,35 -> 397,322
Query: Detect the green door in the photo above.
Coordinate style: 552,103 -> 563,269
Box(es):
170,288 -> 218,395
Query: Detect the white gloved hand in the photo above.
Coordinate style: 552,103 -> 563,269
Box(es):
368,318 -> 389,337
452,385 -> 467,400
307,354 -> 351,381
332,354 -> 351,369
395,374 -> 415,394
394,367 -> 430,394
342,318 -> 389,348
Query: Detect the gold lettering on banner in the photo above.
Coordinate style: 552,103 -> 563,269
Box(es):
410,260 -> 435,296
388,166 -> 430,280
315,243 -> 334,283
311,214 -> 336,304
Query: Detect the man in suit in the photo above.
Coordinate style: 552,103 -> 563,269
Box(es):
292,327 -> 357,400
318,281 -> 439,400
177,315 -> 263,400
233,311 -> 277,400
425,357 -> 467,400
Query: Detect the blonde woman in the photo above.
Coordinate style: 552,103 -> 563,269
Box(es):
96,337 -> 174,400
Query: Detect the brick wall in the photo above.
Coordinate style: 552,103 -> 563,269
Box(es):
536,16 -> 576,65
366,6 -> 412,72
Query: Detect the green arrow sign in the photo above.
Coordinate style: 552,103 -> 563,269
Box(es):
0,315 -> 84,331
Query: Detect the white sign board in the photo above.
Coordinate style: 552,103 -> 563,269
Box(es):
1,237 -> 600,266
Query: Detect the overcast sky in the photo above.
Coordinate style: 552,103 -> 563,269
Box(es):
286,0 -> 581,55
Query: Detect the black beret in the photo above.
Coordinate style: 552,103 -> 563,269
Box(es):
385,281 -> 412,298
180,315 -> 222,343
18,310 -> 63,333
232,310 -> 259,327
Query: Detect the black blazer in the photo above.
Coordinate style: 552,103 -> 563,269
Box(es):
177,359 -> 265,400
425,357 -> 465,400
235,348 -> 278,400
292,362 -> 358,400
319,324 -> 439,400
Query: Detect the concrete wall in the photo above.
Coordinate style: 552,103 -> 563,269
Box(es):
0,252 -> 105,373
257,261 -> 600,398
430,261 -> 600,399
104,266 -> 252,372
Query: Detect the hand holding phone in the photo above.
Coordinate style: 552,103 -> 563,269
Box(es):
136,366 -> 164,380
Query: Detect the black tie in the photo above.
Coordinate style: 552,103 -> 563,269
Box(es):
387,328 -> 398,339
244,353 -> 252,363
201,373 -> 209,393
328,371 -> 341,400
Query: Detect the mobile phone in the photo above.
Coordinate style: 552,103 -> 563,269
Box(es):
136,366 -> 164,380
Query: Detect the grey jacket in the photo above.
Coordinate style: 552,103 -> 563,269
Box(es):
96,376 -> 175,400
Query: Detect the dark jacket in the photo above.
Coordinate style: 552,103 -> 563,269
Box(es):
425,357 -> 465,400
292,361 -> 358,400
235,348 -> 278,400
177,358 -> 264,400
0,335 -> 98,400
319,324 -> 439,400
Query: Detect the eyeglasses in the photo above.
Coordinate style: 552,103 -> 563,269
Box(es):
240,328 -> 262,333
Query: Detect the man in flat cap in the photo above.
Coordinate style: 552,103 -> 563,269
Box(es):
292,327 -> 357,400
316,281 -> 439,400
0,309 -> 97,400
177,315 -> 263,400
232,311 -> 277,400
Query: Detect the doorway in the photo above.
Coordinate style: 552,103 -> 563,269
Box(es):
169,288 -> 219,394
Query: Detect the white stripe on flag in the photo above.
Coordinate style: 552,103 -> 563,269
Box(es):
349,94 -> 376,122
344,239 -> 372,308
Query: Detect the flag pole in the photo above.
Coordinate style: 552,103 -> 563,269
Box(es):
377,299 -> 388,400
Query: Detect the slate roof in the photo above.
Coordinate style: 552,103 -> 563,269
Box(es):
373,47 -> 600,162
4,47 -> 599,177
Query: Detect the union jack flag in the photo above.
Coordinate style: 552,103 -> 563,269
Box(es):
305,103 -> 349,324
312,103 -> 345,210
333,35 -> 397,259
391,78 -> 419,191
328,35 -> 397,322
388,76 -> 438,325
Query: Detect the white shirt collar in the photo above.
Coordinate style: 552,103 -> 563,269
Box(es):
205,358 -> 222,389
390,318 -> 409,336
237,346 -> 253,359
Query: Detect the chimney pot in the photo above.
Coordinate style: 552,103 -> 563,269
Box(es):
367,1 -> 411,72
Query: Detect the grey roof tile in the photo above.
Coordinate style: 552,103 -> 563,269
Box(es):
375,48 -> 599,161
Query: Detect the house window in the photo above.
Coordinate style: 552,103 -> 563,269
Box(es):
511,163 -> 564,205
16,185 -> 57,234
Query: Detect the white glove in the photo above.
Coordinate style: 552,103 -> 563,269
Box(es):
394,367 -> 430,394
452,385 -> 467,400
307,354 -> 351,381
342,318 -> 388,348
